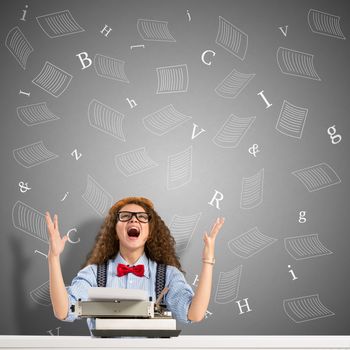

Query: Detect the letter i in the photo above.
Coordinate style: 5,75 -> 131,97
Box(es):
20,5 -> 28,21
288,265 -> 298,280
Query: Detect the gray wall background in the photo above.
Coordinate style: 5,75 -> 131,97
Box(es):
1,0 -> 349,336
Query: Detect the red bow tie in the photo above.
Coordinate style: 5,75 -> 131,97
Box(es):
117,263 -> 144,277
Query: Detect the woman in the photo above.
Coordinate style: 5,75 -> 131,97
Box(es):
46,196 -> 224,330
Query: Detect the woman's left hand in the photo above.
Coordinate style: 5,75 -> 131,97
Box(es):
202,217 -> 225,261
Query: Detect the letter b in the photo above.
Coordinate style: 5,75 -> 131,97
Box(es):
76,52 -> 92,70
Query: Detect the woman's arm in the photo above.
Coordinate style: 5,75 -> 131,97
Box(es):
46,212 -> 70,320
187,217 -> 225,322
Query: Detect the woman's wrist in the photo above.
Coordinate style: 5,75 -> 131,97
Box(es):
202,257 -> 215,265
48,253 -> 60,263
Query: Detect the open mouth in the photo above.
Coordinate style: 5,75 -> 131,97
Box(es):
127,227 -> 140,238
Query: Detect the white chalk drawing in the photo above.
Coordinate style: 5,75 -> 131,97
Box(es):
170,212 -> 201,253
167,146 -> 193,190
32,61 -> 73,97
17,102 -> 60,126
277,47 -> 321,81
240,168 -> 264,209
30,281 -> 51,306
292,163 -> 341,192
156,64 -> 189,94
284,234 -> 333,260
5,26 -> 33,69
94,54 -> 129,83
215,16 -> 248,60
213,114 -> 256,148
143,104 -> 191,136
275,100 -> 308,139
13,141 -> 58,168
308,9 -> 346,39
283,294 -> 335,323
215,69 -> 255,99
12,201 -> 48,244
88,99 -> 126,141
215,265 -> 242,304
115,147 -> 159,177
82,175 -> 113,217
36,10 -> 84,38
228,226 -> 277,259
137,19 -> 176,41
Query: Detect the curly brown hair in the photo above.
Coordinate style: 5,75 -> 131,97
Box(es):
82,197 -> 183,271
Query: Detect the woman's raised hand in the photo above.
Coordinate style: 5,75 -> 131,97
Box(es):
45,212 -> 68,258
202,217 -> 225,261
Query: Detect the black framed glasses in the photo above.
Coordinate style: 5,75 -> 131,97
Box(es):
117,211 -> 151,223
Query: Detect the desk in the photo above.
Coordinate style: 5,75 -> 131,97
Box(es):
0,336 -> 349,350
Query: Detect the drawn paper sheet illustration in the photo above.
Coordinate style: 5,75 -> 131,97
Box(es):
213,114 -> 255,148
215,16 -> 248,60
137,19 -> 176,41
215,69 -> 255,99
12,201 -> 48,243
170,212 -> 201,253
36,10 -> 84,38
240,169 -> 264,209
284,234 -> 333,260
17,102 -> 60,126
156,64 -> 189,94
30,281 -> 51,306
167,146 -> 192,190
88,99 -> 126,141
228,227 -> 277,259
115,147 -> 159,176
32,61 -> 73,97
94,54 -> 129,82
283,294 -> 335,323
13,141 -> 58,168
82,175 -> 113,216
5,26 -> 33,69
143,104 -> 191,136
215,265 -> 242,304
277,47 -> 321,81
275,100 -> 308,139
308,9 -> 346,39
292,163 -> 341,192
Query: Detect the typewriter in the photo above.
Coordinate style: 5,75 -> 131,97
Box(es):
71,287 -> 181,338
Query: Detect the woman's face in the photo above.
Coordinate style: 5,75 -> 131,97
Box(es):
115,204 -> 150,252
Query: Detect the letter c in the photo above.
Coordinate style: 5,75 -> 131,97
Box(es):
67,228 -> 80,244
201,50 -> 216,66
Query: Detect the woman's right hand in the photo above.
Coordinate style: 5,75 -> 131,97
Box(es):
45,212 -> 68,258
